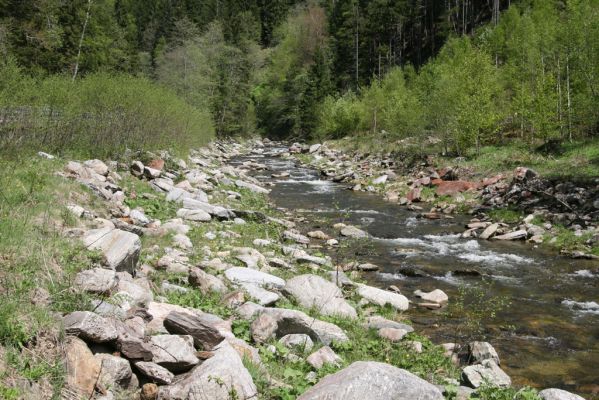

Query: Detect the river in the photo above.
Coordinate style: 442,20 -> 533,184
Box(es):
233,145 -> 599,398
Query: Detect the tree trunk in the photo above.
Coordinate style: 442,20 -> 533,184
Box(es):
72,0 -> 93,82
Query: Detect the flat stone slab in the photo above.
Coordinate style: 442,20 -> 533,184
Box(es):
284,274 -> 357,319
224,267 -> 285,289
83,228 -> 141,273
64,311 -> 118,343
134,361 -> 174,385
148,334 -> 199,372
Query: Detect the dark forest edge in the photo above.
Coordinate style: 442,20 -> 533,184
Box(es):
1,0 -> 597,167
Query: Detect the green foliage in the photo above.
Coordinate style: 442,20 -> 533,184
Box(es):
166,290 -> 233,320
473,384 -> 541,400
445,280 -> 512,342
0,69 -> 214,158
487,208 -> 524,224
255,3 -> 333,139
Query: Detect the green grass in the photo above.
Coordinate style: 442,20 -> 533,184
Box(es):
0,156 -> 106,396
461,139 -> 599,179
487,208 -> 524,224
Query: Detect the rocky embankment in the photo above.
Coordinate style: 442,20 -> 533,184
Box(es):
286,142 -> 599,260
43,139 -> 586,400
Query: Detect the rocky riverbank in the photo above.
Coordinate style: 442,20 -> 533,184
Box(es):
285,142 -> 599,261
6,139 -> 589,399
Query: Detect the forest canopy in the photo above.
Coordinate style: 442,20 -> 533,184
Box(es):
1,0 -> 598,156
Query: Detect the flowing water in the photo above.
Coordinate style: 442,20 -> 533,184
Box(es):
233,146 -> 599,398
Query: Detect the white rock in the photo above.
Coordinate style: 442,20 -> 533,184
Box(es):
357,284 -> 409,311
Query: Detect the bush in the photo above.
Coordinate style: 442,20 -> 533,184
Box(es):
315,93 -> 363,139
0,61 -> 214,158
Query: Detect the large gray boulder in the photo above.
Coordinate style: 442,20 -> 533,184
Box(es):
63,311 -> 118,343
251,308 -> 348,345
461,359 -> 511,388
468,341 -> 500,365
148,334 -> 200,372
83,228 -> 141,273
538,389 -> 586,400
74,268 -> 117,294
163,311 -> 227,350
284,274 -> 357,319
189,267 -> 228,294
340,225 -> 368,238
357,284 -> 409,311
157,341 -> 258,400
94,354 -> 132,389
298,361 -> 444,400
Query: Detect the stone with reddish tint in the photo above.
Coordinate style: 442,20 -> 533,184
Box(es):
435,181 -> 478,196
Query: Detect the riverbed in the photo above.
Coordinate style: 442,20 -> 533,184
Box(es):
233,145 -> 599,398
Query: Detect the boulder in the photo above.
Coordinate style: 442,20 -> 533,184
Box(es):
74,268 -> 116,294
63,337 -> 101,399
148,334 -> 200,372
63,311 -> 118,343
378,327 -> 408,342
538,389 -> 586,400
308,231 -> 330,240
163,311 -> 227,350
414,289 -> 448,305
357,263 -> 379,271
468,341 -> 500,365
298,361 -> 444,400
283,230 -> 311,244
284,274 -> 357,319
83,228 -> 141,273
279,334 -> 314,352
340,225 -> 368,238
306,346 -> 342,369
224,267 -> 285,289
435,181 -> 477,196
461,360 -> 511,388
250,308 -> 348,345
176,208 -> 211,222
134,362 -> 174,385
407,188 -> 422,202
189,267 -> 227,294
480,223 -> 499,240
235,179 -> 270,194
357,284 -> 409,311
243,284 -> 280,306
95,353 -> 132,388
492,230 -> 528,240
157,341 -> 258,400
363,316 -> 414,333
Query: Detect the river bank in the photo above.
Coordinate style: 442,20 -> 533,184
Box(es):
0,139 -> 592,399
285,141 -> 599,260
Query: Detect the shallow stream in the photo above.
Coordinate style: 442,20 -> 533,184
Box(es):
234,146 -> 599,398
